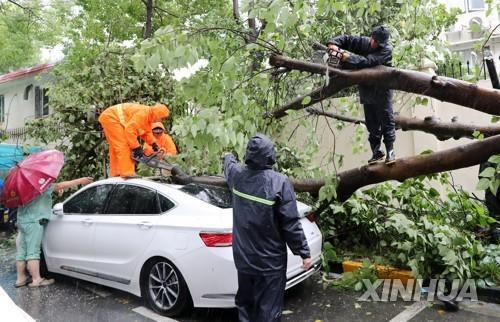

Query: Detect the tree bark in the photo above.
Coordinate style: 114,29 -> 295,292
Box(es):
306,107 -> 500,140
170,135 -> 500,202
143,0 -> 153,39
268,54 -> 500,117
232,0 -> 240,24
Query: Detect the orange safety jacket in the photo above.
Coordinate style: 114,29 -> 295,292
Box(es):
99,103 -> 170,149
144,122 -> 178,156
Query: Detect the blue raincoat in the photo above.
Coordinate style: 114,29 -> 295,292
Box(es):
224,134 -> 310,275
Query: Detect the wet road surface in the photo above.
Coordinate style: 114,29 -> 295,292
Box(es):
1,238 -> 499,322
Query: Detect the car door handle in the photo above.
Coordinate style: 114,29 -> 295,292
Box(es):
138,221 -> 153,229
81,218 -> 93,225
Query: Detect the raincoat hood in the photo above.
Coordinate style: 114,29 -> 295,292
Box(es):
150,104 -> 169,122
244,133 -> 276,170
152,122 -> 166,131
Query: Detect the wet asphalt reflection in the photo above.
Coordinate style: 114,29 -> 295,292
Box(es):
1,238 -> 499,322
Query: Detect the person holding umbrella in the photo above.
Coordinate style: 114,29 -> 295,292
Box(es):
3,150 -> 93,288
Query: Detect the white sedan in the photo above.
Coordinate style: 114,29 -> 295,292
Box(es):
42,177 -> 323,316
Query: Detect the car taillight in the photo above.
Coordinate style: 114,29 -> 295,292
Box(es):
199,232 -> 232,247
306,212 -> 317,222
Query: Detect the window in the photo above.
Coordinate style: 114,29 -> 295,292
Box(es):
180,183 -> 232,209
468,0 -> 484,11
0,95 -> 4,123
105,185 -> 160,215
35,86 -> 49,118
159,194 -> 175,212
64,185 -> 114,214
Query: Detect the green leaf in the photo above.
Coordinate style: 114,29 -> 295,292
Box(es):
476,178 -> 490,190
301,96 -> 312,105
489,180 -> 500,196
479,167 -> 495,178
488,155 -> 500,163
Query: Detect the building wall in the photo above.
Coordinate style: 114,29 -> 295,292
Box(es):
0,73 -> 51,145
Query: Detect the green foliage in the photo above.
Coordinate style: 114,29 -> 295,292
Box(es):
0,0 -> 71,72
26,48 -> 175,181
131,0 -> 460,176
332,260 -> 378,291
317,173 -> 499,284
477,154 -> 500,197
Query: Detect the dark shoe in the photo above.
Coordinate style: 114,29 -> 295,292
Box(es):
368,151 -> 385,164
385,150 -> 396,165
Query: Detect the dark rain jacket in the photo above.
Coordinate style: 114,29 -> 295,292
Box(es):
224,134 -> 311,275
327,35 -> 393,105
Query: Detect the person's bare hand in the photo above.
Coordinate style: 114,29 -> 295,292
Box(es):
302,257 -> 312,271
79,177 -> 93,186
327,44 -> 339,51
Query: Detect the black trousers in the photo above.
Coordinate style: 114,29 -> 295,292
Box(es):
363,101 -> 396,152
235,270 -> 287,322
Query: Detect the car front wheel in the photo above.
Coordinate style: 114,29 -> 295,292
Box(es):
141,258 -> 191,317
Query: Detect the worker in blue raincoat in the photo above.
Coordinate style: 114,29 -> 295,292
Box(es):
327,26 -> 396,164
224,133 -> 312,322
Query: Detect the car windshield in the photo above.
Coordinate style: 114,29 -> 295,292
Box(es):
180,183 -> 232,209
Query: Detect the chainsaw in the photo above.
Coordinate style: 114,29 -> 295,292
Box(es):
133,152 -> 174,172
311,41 -> 343,68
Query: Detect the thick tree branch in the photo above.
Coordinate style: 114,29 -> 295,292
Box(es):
269,54 -> 500,117
306,108 -> 500,140
170,134 -> 500,202
143,0 -> 153,39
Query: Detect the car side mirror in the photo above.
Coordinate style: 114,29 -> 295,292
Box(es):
53,203 -> 64,216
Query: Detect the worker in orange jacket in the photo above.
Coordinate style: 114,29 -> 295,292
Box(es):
98,103 -> 169,178
144,122 -> 178,157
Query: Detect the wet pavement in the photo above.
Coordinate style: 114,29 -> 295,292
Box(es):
1,233 -> 499,322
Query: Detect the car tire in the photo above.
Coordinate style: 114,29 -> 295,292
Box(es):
140,258 -> 191,317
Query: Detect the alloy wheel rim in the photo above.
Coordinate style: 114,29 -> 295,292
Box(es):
149,262 -> 179,310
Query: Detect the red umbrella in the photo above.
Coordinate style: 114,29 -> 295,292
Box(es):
3,150 -> 64,208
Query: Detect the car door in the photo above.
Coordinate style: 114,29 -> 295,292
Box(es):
91,183 -> 169,284
43,184 -> 114,274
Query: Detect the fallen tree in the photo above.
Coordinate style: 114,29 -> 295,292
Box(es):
306,107 -> 500,140
169,133 -> 500,201
268,54 -> 500,118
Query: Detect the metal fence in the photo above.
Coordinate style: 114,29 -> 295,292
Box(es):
436,57 -> 500,80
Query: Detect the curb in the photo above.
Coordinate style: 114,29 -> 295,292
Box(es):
342,260 -> 413,285
330,260 -> 500,303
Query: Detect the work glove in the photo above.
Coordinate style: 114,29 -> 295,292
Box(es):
132,147 -> 144,160
152,142 -> 160,152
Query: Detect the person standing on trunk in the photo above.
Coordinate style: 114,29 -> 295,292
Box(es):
223,133 -> 312,322
327,26 -> 396,164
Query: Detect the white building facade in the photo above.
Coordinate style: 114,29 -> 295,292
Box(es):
0,63 -> 54,145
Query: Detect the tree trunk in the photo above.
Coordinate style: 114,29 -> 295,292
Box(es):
232,0 -> 240,24
306,107 -> 500,140
143,0 -> 153,39
170,134 -> 500,202
268,54 -> 500,117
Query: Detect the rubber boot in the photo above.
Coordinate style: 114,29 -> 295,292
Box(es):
385,143 -> 396,165
368,143 -> 385,164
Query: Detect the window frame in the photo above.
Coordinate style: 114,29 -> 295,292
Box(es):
62,184 -> 115,215
467,0 -> 485,12
34,86 -> 49,118
0,95 -> 4,123
102,183 -> 175,216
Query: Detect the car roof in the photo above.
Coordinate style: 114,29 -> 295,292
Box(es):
82,177 -> 228,211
